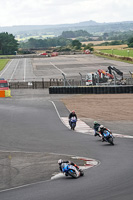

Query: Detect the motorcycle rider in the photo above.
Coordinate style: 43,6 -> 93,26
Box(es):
68,110 -> 77,127
99,125 -> 112,142
93,121 -> 101,136
58,159 -> 79,176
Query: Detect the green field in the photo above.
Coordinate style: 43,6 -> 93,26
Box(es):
100,49 -> 133,57
0,59 -> 10,71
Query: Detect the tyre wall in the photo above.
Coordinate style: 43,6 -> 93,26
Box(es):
49,86 -> 133,94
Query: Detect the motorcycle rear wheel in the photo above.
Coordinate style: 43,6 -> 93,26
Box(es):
79,169 -> 84,176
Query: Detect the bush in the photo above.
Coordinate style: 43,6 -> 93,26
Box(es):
128,37 -> 133,47
128,43 -> 133,48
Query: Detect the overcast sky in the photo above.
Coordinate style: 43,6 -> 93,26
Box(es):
0,0 -> 132,27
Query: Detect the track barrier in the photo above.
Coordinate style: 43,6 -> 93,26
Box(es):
0,90 -> 11,98
49,86 -> 133,94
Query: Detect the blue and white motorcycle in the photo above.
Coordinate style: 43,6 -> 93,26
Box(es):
70,117 -> 77,130
61,163 -> 84,178
103,130 -> 114,145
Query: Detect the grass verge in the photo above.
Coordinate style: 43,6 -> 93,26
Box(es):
99,49 -> 133,57
94,52 -> 133,64
0,59 -> 10,71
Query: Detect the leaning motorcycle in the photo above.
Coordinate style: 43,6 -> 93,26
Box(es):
103,130 -> 114,145
61,163 -> 84,178
70,117 -> 77,130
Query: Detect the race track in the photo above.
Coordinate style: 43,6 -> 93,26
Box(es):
0,54 -> 133,199
0,96 -> 133,200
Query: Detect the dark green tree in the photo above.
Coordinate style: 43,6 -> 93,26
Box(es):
19,37 -> 71,49
0,32 -> 18,55
128,37 -> 133,47
103,33 -> 109,40
72,40 -> 81,50
62,31 -> 75,38
61,30 -> 92,38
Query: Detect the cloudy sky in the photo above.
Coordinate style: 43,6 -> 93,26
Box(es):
0,0 -> 132,26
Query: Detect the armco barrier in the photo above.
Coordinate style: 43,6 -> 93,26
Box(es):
49,86 -> 133,94
0,90 -> 11,98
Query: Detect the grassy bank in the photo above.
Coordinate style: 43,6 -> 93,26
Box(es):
93,44 -> 128,50
0,59 -> 10,71
99,49 -> 133,57
94,51 -> 133,64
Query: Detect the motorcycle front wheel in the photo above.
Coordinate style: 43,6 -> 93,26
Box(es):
108,137 -> 114,145
68,170 -> 78,178
71,123 -> 76,130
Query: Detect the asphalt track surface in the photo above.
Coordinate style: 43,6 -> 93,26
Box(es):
1,54 -> 133,81
0,55 -> 133,199
0,58 -> 36,82
0,93 -> 133,200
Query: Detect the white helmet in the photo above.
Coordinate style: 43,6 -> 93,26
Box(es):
100,125 -> 104,129
58,159 -> 63,164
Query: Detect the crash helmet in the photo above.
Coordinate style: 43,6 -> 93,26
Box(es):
72,110 -> 75,114
58,159 -> 63,164
100,125 -> 104,129
94,121 -> 98,125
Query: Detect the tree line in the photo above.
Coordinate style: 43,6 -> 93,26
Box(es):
0,32 -> 18,55
19,37 -> 71,49
61,30 -> 92,38
0,31 -> 133,55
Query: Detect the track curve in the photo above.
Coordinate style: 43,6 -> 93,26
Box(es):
0,97 -> 133,199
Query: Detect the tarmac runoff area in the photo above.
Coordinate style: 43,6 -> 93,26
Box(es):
0,151 -> 99,191
1,90 -> 133,191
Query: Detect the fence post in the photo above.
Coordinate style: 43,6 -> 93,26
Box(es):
96,73 -> 99,85
32,81 -> 34,89
112,72 -> 116,85
72,79 -> 74,86
35,81 -> 37,89
79,73 -> 83,86
62,73 -> 71,86
56,79 -> 59,86
17,82 -> 20,89
42,78 -> 44,89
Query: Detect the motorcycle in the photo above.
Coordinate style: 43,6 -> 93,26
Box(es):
61,163 -> 84,178
70,117 -> 77,130
103,130 -> 114,145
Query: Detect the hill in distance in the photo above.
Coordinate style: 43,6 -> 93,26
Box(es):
0,20 -> 133,37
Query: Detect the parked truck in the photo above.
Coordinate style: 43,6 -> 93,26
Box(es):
0,79 -> 11,97
0,79 -> 9,90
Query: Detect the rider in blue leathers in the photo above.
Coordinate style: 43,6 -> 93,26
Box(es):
99,125 -> 112,141
69,110 -> 77,127
58,159 -> 79,175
